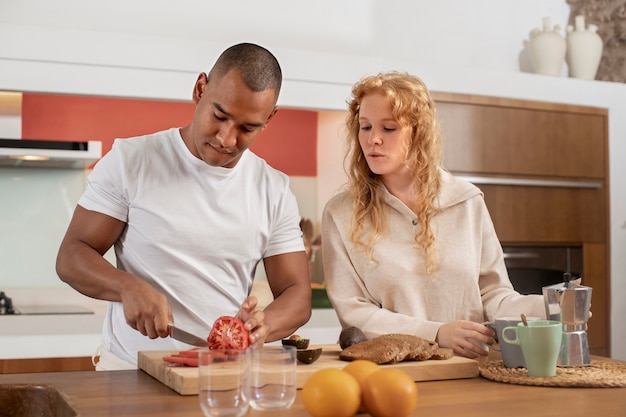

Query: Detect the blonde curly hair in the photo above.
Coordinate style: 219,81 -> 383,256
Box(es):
345,71 -> 443,273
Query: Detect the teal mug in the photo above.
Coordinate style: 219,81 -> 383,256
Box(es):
501,320 -> 562,378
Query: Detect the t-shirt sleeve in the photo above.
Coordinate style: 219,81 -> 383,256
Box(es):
263,182 -> 306,258
78,140 -> 129,222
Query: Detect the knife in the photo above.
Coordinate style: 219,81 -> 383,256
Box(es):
167,323 -> 208,347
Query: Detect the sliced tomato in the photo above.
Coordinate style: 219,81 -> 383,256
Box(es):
162,348 -> 203,366
162,354 -> 199,367
174,349 -> 201,358
207,316 -> 250,350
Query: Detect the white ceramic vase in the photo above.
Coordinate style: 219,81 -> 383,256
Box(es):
528,17 -> 566,77
566,15 -> 603,80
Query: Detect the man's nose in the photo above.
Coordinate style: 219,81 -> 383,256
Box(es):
216,122 -> 237,147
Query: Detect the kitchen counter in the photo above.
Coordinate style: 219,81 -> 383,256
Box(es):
0,314 -> 104,359
0,288 -> 106,360
0,285 -> 341,361
0,309 -> 340,360
1,363 -> 624,417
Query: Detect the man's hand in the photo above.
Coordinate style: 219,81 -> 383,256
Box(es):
237,296 -> 268,347
120,278 -> 172,339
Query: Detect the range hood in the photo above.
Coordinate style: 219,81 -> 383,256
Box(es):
0,138 -> 102,169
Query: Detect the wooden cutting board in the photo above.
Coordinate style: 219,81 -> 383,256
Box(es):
138,344 -> 479,395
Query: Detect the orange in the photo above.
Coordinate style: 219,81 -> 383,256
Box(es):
342,359 -> 380,386
362,368 -> 419,417
343,359 -> 380,412
302,368 -> 361,417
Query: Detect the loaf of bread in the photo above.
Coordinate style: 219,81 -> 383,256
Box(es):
429,347 -> 454,360
339,333 -> 453,364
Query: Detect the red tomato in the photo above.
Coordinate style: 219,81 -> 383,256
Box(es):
162,348 -> 229,367
207,316 -> 250,350
162,354 -> 199,367
174,349 -> 201,358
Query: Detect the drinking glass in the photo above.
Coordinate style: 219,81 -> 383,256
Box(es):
249,345 -> 297,410
198,349 -> 250,417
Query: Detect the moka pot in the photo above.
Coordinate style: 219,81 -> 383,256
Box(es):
542,279 -> 592,367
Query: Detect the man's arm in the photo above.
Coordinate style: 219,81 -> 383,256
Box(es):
57,205 -> 127,300
56,205 -> 172,338
260,251 -> 312,342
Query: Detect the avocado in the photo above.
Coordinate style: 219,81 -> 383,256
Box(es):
282,334 -> 310,350
339,326 -> 367,349
297,347 -> 322,364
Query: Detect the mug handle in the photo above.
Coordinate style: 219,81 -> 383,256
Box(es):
483,322 -> 500,352
501,326 -> 520,345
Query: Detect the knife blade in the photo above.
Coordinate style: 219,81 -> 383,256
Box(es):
167,323 -> 208,347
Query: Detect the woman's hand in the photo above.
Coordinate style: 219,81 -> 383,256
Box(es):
436,320 -> 496,358
237,296 -> 268,347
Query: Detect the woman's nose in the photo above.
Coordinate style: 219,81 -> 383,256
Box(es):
368,132 -> 382,146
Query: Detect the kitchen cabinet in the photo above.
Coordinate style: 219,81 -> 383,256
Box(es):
0,307 -> 340,373
478,185 -> 605,243
436,95 -> 606,179
435,93 -> 610,356
0,357 -> 94,374
0,307 -> 104,372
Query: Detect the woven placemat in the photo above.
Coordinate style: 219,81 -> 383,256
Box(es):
479,359 -> 626,387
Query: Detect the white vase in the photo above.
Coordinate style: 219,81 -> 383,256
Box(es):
528,17 -> 566,77
566,15 -> 603,80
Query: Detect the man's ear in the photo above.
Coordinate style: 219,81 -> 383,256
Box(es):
263,107 -> 279,128
192,73 -> 209,104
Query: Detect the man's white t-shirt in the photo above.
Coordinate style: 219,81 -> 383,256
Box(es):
78,128 -> 305,365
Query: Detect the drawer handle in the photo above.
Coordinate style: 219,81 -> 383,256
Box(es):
503,253 -> 539,259
456,175 -> 602,189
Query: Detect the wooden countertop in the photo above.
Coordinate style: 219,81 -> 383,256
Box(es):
1,367 -> 624,417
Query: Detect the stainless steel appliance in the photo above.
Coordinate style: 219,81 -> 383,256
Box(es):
0,291 -> 16,315
0,138 -> 101,168
502,245 -> 582,295
0,290 -> 93,315
543,281 -> 592,367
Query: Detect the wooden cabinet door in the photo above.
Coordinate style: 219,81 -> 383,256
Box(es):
583,243 -> 609,356
0,357 -> 95,374
480,184 -> 606,243
437,100 -> 607,179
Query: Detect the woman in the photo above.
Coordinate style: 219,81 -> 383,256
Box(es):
321,72 -> 545,358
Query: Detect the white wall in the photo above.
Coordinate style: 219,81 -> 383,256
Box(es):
1,0 -> 624,360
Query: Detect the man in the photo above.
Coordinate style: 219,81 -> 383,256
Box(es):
56,43 -> 312,369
